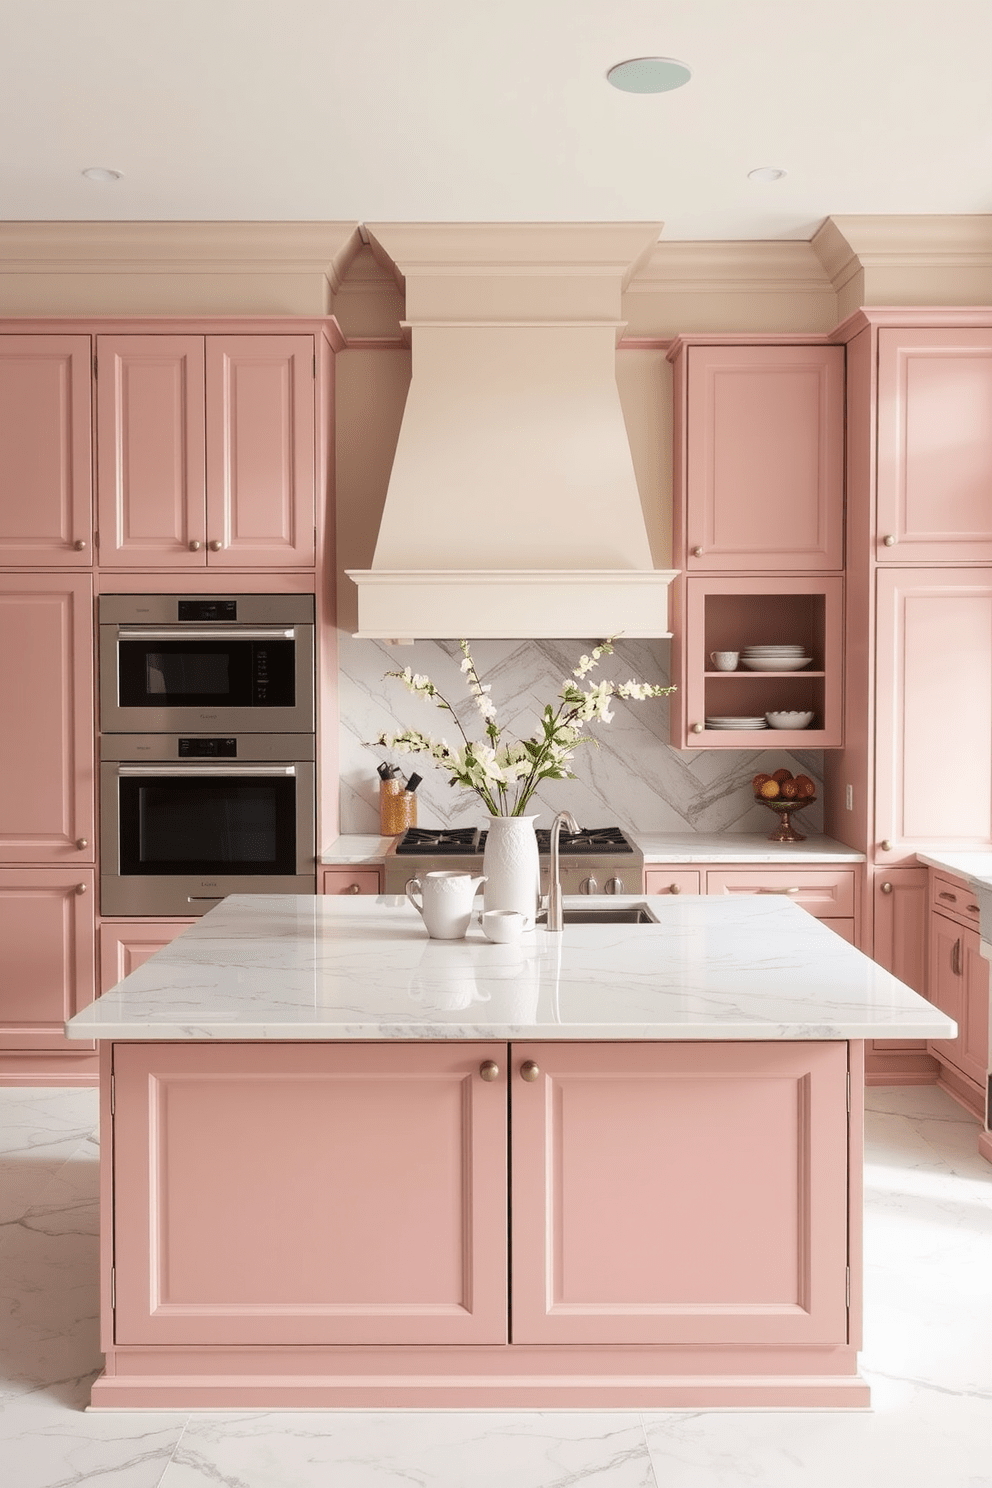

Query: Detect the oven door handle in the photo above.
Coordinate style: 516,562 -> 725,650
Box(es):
116,765 -> 297,776
114,628 -> 296,641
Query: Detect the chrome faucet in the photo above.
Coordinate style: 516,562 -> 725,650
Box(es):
545,810 -> 580,932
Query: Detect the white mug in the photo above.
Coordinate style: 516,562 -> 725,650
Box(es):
710,651 -> 739,671
406,871 -> 486,940
482,909 -> 526,944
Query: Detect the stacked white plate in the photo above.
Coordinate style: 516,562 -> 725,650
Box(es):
740,644 -> 813,672
704,716 -> 768,730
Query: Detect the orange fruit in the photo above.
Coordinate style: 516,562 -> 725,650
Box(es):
794,774 -> 816,797
759,779 -> 781,799
780,779 -> 800,799
752,773 -> 772,791
771,768 -> 793,783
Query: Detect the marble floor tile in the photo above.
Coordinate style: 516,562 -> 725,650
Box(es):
0,1396 -> 187,1488
157,1412 -> 657,1488
0,1089 -> 98,1227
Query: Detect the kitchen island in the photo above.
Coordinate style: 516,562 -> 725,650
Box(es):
66,893 -> 953,1411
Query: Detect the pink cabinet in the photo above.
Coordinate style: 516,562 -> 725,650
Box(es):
0,334 -> 93,565
0,869 -> 95,1052
867,869 -> 933,1072
679,344 -> 845,572
510,1041 -> 850,1346
644,869 -> 702,896
112,1040 -> 509,1346
0,575 -> 94,863
99,920 -> 195,992
320,867 -> 382,896
876,328 -> 992,563
96,334 -> 315,569
874,569 -> 992,859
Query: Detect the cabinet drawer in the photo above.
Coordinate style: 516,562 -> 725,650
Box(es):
644,869 -> 702,897
321,867 -> 382,896
929,872 -> 981,929
705,869 -> 855,919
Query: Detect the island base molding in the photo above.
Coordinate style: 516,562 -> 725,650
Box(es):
89,1347 -> 870,1411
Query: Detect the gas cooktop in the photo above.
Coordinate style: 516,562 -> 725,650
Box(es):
393,826 -> 635,856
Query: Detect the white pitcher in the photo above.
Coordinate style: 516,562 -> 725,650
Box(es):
405,871 -> 487,940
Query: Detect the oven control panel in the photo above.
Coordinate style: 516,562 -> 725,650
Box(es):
178,737 -> 238,757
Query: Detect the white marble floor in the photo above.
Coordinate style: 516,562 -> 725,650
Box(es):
1,1084 -> 989,1488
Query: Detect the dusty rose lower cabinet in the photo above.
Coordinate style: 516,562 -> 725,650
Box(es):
96,1037 -> 865,1409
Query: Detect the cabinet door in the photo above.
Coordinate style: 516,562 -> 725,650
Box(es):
0,869 -> 95,1051
99,920 -> 195,992
875,570 -> 992,857
0,335 -> 93,565
320,868 -> 382,896
870,869 -> 929,1057
96,335 -> 206,566
113,1040 -> 508,1346
510,1041 -> 849,1346
205,336 -> 315,568
706,868 -> 855,920
685,345 -> 844,571
877,328 -> 992,563
929,917 -> 990,1087
0,575 -> 94,862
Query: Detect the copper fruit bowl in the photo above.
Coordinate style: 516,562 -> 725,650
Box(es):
755,795 -> 817,844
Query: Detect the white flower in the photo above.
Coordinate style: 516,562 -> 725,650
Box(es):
572,655 -> 595,678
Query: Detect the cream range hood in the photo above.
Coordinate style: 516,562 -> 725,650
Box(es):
347,223 -> 677,641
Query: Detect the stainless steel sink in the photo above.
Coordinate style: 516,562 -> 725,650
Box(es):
537,905 -> 657,925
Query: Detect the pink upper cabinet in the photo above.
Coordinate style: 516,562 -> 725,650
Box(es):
0,335 -> 93,565
877,328 -> 992,562
96,335 -> 207,567
96,334 -> 316,570
683,345 -> 845,572
205,337 -> 315,568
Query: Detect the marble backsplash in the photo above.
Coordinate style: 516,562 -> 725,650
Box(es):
337,636 -> 824,838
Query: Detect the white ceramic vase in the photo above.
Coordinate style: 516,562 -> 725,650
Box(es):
482,814 -> 540,925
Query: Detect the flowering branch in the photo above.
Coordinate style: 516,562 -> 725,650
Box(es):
369,639 -> 675,817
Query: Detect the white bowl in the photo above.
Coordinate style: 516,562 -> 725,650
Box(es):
740,656 -> 813,671
765,710 -> 815,730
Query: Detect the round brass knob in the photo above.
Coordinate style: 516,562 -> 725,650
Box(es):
882,534 -> 896,547
881,882 -> 893,895
520,1060 -> 540,1082
76,838 -> 88,850
75,882 -> 87,894
669,883 -> 682,895
880,839 -> 892,852
691,722 -> 704,734
209,539 -> 223,551
73,539 -> 87,551
346,882 -> 361,894
691,546 -> 703,557
479,1060 -> 500,1082
189,540 -> 202,551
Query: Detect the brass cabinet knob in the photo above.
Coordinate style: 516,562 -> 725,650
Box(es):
209,539 -> 223,551
691,722 -> 704,734
669,883 -> 682,894
76,838 -> 88,850
73,539 -> 87,551
880,839 -> 892,852
189,540 -> 202,551
882,534 -> 896,547
479,1060 -> 500,1082
880,881 -> 893,894
691,546 -> 703,558
345,882 -> 361,894
75,882 -> 87,894
520,1060 -> 540,1082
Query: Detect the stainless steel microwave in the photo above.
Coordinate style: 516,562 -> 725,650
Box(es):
99,594 -> 315,734
100,732 -> 316,916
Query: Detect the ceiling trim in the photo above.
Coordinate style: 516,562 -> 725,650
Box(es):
812,214 -> 992,285
629,240 -> 834,297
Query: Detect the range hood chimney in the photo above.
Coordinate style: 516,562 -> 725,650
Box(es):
347,224 -> 677,640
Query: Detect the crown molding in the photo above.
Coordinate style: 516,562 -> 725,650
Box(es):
812,215 -> 992,284
364,222 -> 664,286
0,221 -> 363,292
629,239 -> 834,296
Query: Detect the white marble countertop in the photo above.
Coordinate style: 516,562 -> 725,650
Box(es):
65,893 -> 952,1044
320,832 -> 865,867
916,849 -> 992,890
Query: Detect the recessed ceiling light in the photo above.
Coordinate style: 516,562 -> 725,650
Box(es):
606,57 -> 692,94
81,167 -> 124,182
747,167 -> 787,183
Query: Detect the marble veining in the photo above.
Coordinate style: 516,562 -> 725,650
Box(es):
64,893 -> 953,1043
2,1085 -> 990,1486
339,636 -> 825,836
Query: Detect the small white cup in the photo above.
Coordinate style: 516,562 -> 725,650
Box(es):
710,650 -> 739,671
482,909 -> 526,944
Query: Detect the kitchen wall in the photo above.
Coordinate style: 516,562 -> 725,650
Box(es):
338,634 -> 824,836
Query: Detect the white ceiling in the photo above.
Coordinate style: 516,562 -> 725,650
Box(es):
4,0 -> 992,240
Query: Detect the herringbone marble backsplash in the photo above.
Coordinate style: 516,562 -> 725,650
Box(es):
337,637 -> 824,837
